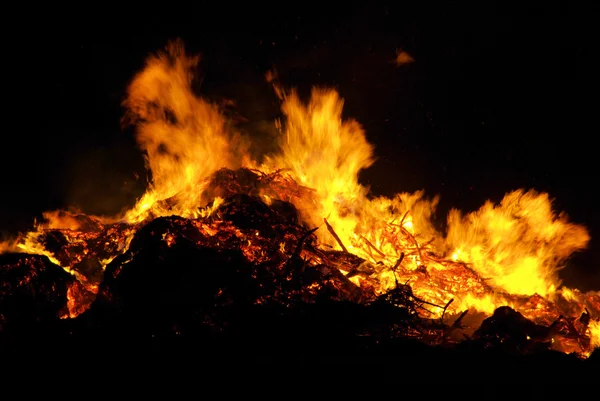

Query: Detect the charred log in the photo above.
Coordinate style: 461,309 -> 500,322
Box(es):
216,194 -> 299,236
471,306 -> 553,354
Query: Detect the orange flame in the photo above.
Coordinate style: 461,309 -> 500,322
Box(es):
590,320 -> 600,350
120,39 -> 252,224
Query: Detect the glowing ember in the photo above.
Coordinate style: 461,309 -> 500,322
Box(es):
1,39 -> 598,357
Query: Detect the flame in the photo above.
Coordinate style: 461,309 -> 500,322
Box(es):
395,49 -> 415,66
120,39 -> 252,224
590,320 -> 600,350
444,190 -> 590,297
263,82 -> 375,254
63,281 -> 98,319
1,40 -> 598,357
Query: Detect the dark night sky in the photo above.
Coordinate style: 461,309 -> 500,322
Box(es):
2,2 -> 600,289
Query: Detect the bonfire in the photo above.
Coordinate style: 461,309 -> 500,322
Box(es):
1,40 -> 599,365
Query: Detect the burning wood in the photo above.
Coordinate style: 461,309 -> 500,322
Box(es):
0,168 -> 598,364
0,41 -> 599,372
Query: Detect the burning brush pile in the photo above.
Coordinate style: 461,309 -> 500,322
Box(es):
1,40 -> 599,374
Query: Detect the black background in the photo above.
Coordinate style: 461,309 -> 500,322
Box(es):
2,2 -> 599,289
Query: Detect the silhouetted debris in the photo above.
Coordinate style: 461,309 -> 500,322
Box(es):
0,253 -> 73,332
217,194 -> 298,236
0,169 -> 598,377
472,306 -> 553,354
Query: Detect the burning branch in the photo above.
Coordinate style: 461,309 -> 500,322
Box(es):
360,235 -> 386,259
441,298 -> 454,323
287,226 -> 320,272
392,252 -> 405,272
324,218 -> 348,253
390,252 -> 405,287
442,309 -> 469,339
381,277 -> 445,317
397,225 -> 425,267
399,210 -> 410,226
390,209 -> 428,267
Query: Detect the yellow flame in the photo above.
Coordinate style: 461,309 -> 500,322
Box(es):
263,86 -> 375,252
455,293 -> 511,315
590,320 -> 600,350
444,190 -> 590,297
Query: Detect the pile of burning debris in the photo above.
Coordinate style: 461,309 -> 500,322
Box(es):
1,168 -> 598,379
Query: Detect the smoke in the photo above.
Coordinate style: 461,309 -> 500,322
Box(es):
63,145 -> 147,217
